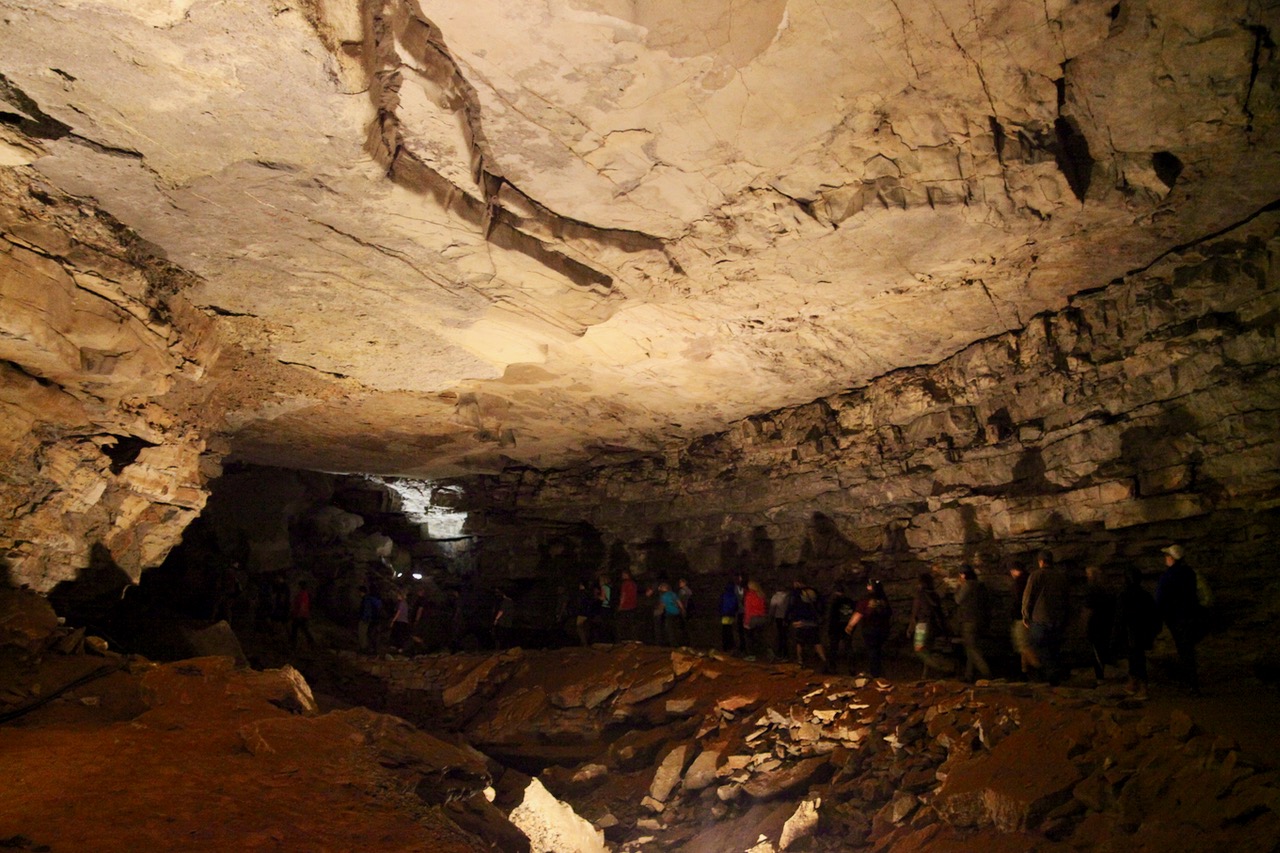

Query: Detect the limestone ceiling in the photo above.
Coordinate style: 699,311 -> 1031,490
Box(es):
2,0 -> 1277,477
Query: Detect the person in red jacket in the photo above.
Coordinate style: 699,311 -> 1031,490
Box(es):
742,580 -> 768,660
290,579 -> 317,651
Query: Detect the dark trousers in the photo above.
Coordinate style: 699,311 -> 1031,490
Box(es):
1169,624 -> 1200,691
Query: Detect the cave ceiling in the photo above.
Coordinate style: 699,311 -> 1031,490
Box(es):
2,0 -> 1277,478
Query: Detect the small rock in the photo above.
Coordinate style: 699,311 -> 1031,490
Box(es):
1169,709 -> 1196,741
641,796 -> 665,813
684,749 -> 722,791
572,764 -> 608,785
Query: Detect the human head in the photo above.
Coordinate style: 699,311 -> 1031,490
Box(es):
1036,550 -> 1054,569
960,566 -> 977,581
1085,565 -> 1102,584
867,579 -> 885,599
918,572 -> 934,590
1162,544 -> 1184,563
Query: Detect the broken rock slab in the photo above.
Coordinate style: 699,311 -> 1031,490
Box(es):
934,723 -> 1083,832
509,777 -> 606,853
650,744 -> 689,802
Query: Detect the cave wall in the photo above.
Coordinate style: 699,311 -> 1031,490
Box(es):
0,168 -> 222,593
458,214 -> 1280,623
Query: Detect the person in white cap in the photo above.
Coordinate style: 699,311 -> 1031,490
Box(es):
1155,544 -> 1201,695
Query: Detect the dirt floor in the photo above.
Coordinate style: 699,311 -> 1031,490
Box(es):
2,592 -> 1278,852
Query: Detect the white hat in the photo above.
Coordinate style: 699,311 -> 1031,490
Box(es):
1161,544 -> 1184,560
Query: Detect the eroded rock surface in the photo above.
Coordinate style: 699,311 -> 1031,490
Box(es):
1,0 -> 1277,480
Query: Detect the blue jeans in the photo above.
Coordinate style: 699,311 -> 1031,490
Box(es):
1029,621 -> 1064,685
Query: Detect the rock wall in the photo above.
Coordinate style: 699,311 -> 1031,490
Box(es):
459,214 -> 1280,621
0,168 -> 222,593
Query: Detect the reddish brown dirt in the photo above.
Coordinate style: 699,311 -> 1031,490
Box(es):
0,657 -> 480,853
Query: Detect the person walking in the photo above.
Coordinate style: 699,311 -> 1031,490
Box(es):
1008,561 -> 1037,679
769,584 -> 791,662
826,580 -> 857,675
1113,566 -> 1159,699
955,566 -> 992,682
492,588 -> 515,650
357,584 -> 383,654
1156,544 -> 1202,695
615,570 -> 639,641
290,579 -> 317,651
742,580 -> 768,659
911,573 -> 954,677
845,579 -> 892,678
1022,550 -> 1070,686
1083,566 -> 1115,686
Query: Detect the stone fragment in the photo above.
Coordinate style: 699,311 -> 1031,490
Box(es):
509,778 -> 606,853
1169,709 -> 1196,741
779,797 -> 820,850
742,756 -> 831,801
684,749 -> 722,791
649,745 -> 688,802
572,764 -> 607,785
641,796 -> 665,813
617,673 -> 675,705
670,652 -> 697,677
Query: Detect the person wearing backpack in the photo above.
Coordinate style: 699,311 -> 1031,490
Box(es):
1113,565 -> 1159,699
845,579 -> 892,677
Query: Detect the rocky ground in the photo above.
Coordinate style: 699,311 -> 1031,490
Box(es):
2,586 -> 1279,852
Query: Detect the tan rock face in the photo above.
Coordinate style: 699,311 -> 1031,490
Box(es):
0,171 -> 218,591
1,0 -> 1276,483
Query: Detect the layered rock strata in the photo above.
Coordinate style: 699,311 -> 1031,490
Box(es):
0,169 -> 222,592
458,214 -> 1280,628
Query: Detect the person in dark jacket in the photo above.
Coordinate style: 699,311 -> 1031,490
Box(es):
1155,544 -> 1201,694
1083,566 -> 1115,685
1022,550 -> 1070,685
788,581 -> 827,669
845,579 -> 892,678
826,580 -> 857,674
1113,565 -> 1159,699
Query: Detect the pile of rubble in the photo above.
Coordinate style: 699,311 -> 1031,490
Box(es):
343,643 -> 1280,851
4,591 -> 1278,853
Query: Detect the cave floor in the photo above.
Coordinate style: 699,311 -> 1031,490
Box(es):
1,634 -> 1277,852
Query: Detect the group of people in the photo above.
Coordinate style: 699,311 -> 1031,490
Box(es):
1006,544 -> 1206,696
355,584 -> 428,655
552,542 -> 1207,696
563,571 -> 694,647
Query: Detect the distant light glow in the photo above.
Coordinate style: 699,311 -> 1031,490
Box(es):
373,478 -> 469,539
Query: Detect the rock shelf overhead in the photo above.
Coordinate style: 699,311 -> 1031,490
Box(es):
2,0 -> 1277,485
